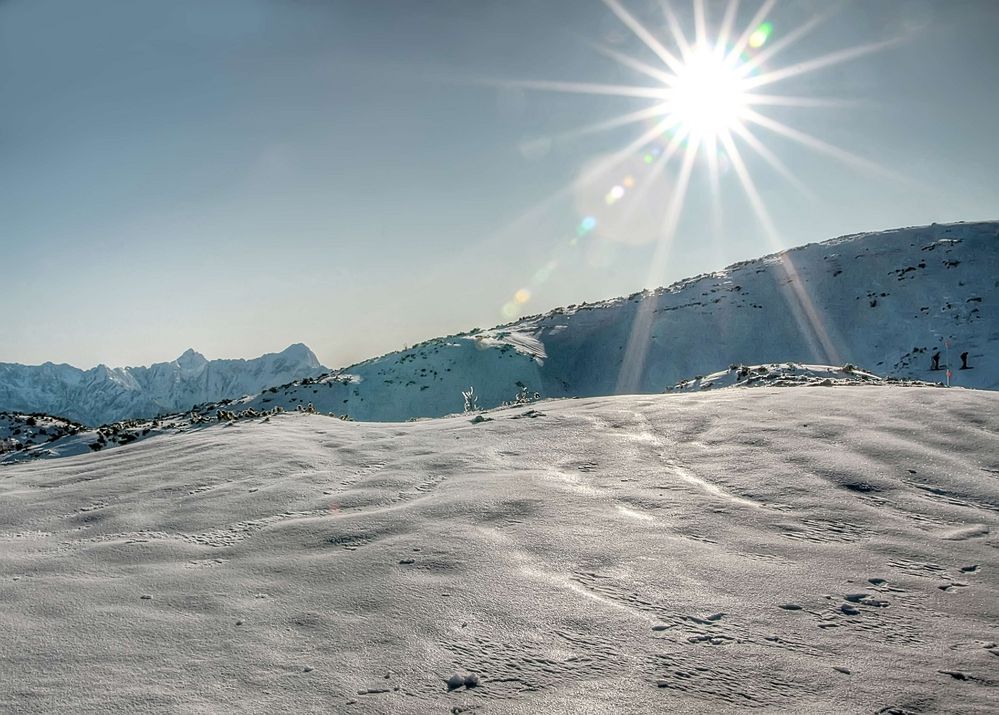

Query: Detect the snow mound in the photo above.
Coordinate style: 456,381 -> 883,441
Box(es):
1,387 -> 997,712
666,363 -> 942,392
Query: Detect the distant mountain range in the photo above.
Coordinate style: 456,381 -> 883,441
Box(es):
0,344 -> 327,425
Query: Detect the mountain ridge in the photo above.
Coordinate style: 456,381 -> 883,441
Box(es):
231,220 -> 997,420
0,344 -> 327,426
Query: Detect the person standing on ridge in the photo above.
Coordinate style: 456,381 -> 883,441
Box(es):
931,351 -> 941,371
960,352 -> 970,370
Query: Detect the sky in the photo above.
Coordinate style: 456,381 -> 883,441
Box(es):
2,0 -> 998,370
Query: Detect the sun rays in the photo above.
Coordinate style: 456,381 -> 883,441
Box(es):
528,0 -> 899,194
486,0 -> 906,391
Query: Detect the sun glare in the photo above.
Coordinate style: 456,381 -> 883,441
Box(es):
488,0 -> 904,376
667,45 -> 747,140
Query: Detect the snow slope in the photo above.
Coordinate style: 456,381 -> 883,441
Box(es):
0,411 -> 201,465
0,413 -> 85,456
1,386 -> 997,712
0,344 -> 327,426
237,221 -> 999,421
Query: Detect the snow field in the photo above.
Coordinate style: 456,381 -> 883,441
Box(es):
1,386 -> 997,713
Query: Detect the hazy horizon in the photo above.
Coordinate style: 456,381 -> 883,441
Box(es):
4,0 -> 998,370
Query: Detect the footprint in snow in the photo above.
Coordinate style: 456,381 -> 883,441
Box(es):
446,673 -> 479,691
938,582 -> 969,592
938,670 -> 970,681
511,409 -> 545,419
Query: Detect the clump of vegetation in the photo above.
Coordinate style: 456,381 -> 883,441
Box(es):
502,385 -> 540,407
462,386 -> 479,412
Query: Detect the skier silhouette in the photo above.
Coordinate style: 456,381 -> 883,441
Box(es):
960,352 -> 970,370
931,351 -> 941,371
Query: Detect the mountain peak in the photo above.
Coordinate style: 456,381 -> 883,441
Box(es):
279,343 -> 321,367
176,348 -> 208,369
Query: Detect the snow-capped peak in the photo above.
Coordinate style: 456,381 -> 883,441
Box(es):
176,348 -> 209,370
276,343 -> 321,367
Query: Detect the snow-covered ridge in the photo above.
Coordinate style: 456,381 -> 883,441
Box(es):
0,412 -> 85,456
0,411 -> 184,465
237,221 -> 998,420
665,362 -> 942,392
0,344 -> 327,426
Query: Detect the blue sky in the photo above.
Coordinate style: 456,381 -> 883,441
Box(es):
3,0 -> 997,369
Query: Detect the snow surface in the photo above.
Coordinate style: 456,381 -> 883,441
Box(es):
2,386 -> 997,712
235,221 -> 999,421
0,344 -> 327,426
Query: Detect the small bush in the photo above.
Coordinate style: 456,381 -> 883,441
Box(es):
462,386 -> 479,413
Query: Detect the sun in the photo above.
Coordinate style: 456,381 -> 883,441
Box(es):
666,44 -> 748,141
490,0 -> 900,199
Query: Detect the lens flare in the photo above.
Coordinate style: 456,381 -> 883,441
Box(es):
748,21 -> 773,49
577,216 -> 598,236
605,184 -> 627,204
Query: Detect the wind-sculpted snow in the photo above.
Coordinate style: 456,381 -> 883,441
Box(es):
1,386 -> 996,712
240,221 -> 999,421
0,344 -> 327,426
